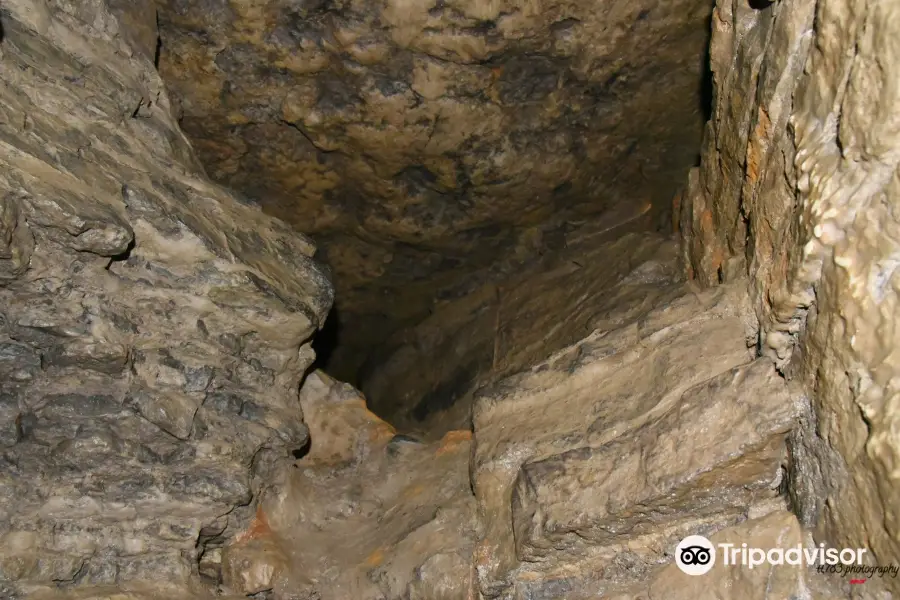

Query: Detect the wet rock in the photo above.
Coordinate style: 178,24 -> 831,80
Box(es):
679,0 -> 900,587
636,511 -> 849,600
510,360 -> 794,559
218,371 -> 476,600
470,282 -> 791,596
386,433 -> 424,456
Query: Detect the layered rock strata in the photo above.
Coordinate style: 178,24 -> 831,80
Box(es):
0,0 -> 331,596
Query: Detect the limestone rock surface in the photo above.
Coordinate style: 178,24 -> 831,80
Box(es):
363,228 -> 685,437
219,276 -> 879,600
220,370 -> 477,600
0,0 -> 331,595
679,0 -> 900,590
155,0 -> 713,377
470,282 -> 800,598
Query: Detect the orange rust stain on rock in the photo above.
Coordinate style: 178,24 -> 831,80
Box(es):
436,430 -> 473,456
746,107 -> 771,185
699,208 -> 714,235
343,398 -> 397,441
234,505 -> 273,544
364,548 -> 385,568
746,141 -> 761,184
403,483 -> 426,498
368,423 -> 397,444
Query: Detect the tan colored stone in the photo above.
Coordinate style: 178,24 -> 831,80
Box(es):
468,282 -> 800,597
156,0 -> 712,375
640,511 -> 845,600
679,0 -> 900,592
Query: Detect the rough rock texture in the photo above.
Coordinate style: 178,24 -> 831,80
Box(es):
679,0 -> 900,591
154,0 -> 713,380
364,226 -> 685,437
4,0 -> 900,597
0,0 -> 331,595
221,370 -> 477,600
222,272 -> 882,599
471,281 -> 797,598
621,510 -> 849,600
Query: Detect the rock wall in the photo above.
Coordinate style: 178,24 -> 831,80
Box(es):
0,0 -> 331,595
679,0 -> 900,586
363,220 -> 685,437
154,0 -> 713,382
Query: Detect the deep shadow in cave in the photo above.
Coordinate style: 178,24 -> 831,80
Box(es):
699,13 -> 715,125
154,0 -> 723,436
6,0 -> 899,596
310,306 -> 342,378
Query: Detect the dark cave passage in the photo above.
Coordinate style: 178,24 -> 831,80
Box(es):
155,0 -> 716,432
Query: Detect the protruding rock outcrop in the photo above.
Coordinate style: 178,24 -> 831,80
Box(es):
679,0 -> 900,586
471,282 -> 793,597
0,1 -> 331,596
215,254 -> 867,599
220,371 -> 477,599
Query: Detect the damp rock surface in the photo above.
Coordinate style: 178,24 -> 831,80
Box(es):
215,274 -> 869,599
1,0 -> 898,598
469,281 -> 794,597
221,370 -> 478,600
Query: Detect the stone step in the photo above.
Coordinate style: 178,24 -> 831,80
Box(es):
471,282 -> 799,597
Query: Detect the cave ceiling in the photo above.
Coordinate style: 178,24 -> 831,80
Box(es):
156,0 -> 712,379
